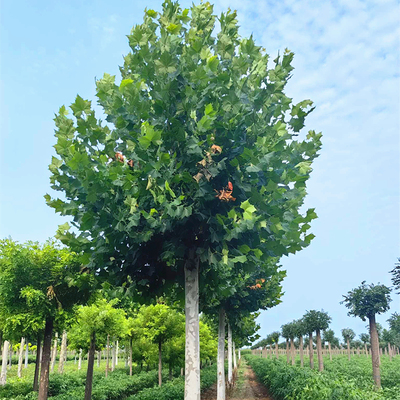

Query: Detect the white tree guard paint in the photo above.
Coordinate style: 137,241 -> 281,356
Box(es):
233,341 -> 237,370
217,308 -> 226,400
58,331 -> 67,374
227,323 -> 233,384
17,337 -> 25,378
184,264 -> 200,400
78,349 -> 82,370
116,341 -> 119,366
238,348 -> 241,360
50,333 -> 58,372
24,341 -> 29,369
0,341 -> 9,385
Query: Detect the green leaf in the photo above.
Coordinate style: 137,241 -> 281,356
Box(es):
119,79 -> 134,91
239,245 -> 251,254
167,23 -> 181,34
205,103 -> 214,115
241,200 -> 257,220
146,9 -> 157,18
296,161 -> 312,174
232,255 -> 247,263
207,56 -> 219,72
165,181 -> 176,198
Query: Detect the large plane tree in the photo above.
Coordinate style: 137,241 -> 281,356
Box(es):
47,1 -> 322,398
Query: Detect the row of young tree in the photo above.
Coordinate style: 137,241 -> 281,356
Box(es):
251,280 -> 400,389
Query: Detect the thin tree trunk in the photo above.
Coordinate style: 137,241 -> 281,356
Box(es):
285,339 -> 290,364
238,348 -> 241,360
129,338 -> 133,376
25,341 -> 29,369
227,323 -> 233,385
299,336 -> 304,367
275,342 -> 279,359
217,307 -> 225,400
290,337 -> 295,365
106,335 -> 110,377
78,349 -> 82,370
0,340 -> 10,385
58,331 -> 67,374
233,341 -> 237,370
158,339 -> 162,387
184,255 -> 200,400
84,331 -> 96,400
50,333 -> 58,373
347,339 -> 351,361
369,315 -> 381,389
33,335 -> 41,391
364,343 -> 368,357
8,345 -> 12,370
328,342 -> 332,361
309,334 -> 314,369
388,343 -> 392,361
116,341 -> 119,366
111,340 -> 116,372
38,317 -> 54,400
316,329 -> 324,371
18,337 -> 25,378
97,351 -> 101,367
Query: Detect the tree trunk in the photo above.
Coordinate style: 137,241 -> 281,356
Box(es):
25,341 -> 29,369
285,339 -> 290,364
106,335 -> 110,377
58,331 -> 67,374
227,323 -> 233,385
0,340 -> 9,385
97,351 -> 101,367
346,339 -> 351,360
233,341 -> 237,370
217,307 -> 226,400
316,329 -> 324,371
38,317 -> 54,400
50,333 -> 58,373
369,314 -> 381,389
328,342 -> 332,361
116,341 -> 119,366
33,335 -> 41,391
184,256 -> 200,400
78,349 -> 82,370
238,348 -> 241,360
111,340 -> 116,372
299,336 -> 304,367
129,338 -> 133,376
158,339 -> 162,387
309,334 -> 314,369
290,337 -> 295,365
84,331 -> 96,400
18,337 -> 25,378
8,345 -> 12,370
275,342 -> 279,359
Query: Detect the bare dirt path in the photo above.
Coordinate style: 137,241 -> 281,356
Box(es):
201,360 -> 274,400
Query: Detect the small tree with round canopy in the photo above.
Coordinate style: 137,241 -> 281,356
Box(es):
341,328 -> 356,360
342,282 -> 391,388
281,322 -> 296,365
323,329 -> 339,360
292,319 -> 307,366
303,310 -> 331,371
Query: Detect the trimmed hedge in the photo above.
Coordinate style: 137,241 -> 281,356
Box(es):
246,355 -> 400,400
128,364 -> 217,400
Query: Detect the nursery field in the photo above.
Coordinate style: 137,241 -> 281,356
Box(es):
247,354 -> 400,400
0,360 -> 218,400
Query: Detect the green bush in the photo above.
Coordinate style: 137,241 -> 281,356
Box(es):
246,355 -> 400,400
128,364 -> 217,400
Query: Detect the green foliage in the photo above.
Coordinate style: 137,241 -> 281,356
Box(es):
47,0 -> 321,306
323,329 -> 340,347
127,364 -> 217,400
0,239 -> 91,339
390,259 -> 400,294
302,310 -> 331,333
360,333 -> 370,345
341,282 -> 391,321
68,299 -> 127,352
341,328 -> 356,342
281,321 -> 297,340
246,355 -> 400,400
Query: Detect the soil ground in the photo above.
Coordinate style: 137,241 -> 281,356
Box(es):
201,360 -> 274,400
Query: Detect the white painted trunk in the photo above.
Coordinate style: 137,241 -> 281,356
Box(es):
58,331 -> 67,374
227,323 -> 233,384
24,341 -> 29,368
97,351 -> 101,367
233,342 -> 237,370
116,341 -> 119,365
217,308 -> 226,400
50,333 -> 58,372
184,263 -> 200,400
17,338 -> 25,378
8,346 -> 12,370
239,348 -> 241,360
0,341 -> 10,385
112,340 -> 116,371
78,349 -> 82,370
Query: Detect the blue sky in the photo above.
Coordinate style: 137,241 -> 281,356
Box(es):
0,0 -> 399,341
